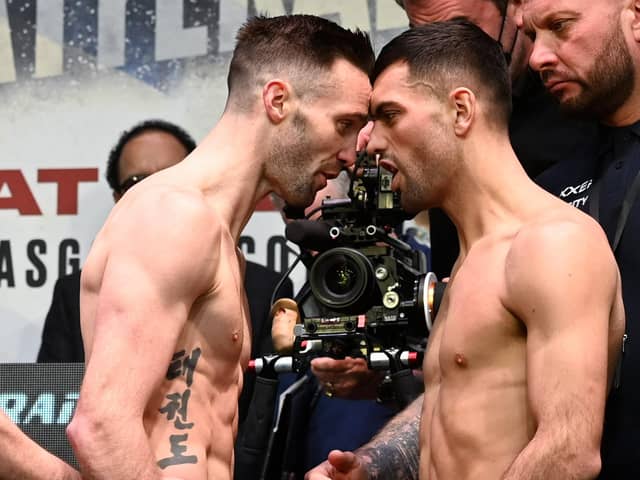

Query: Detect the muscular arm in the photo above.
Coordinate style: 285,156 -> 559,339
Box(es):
305,394 -> 421,480
67,190 -> 219,480
501,218 -> 622,479
0,409 -> 81,480
355,394 -> 421,479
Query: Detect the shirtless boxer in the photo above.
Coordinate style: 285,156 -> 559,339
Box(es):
66,15 -> 373,480
307,19 -> 624,480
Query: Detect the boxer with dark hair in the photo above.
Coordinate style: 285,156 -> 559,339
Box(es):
307,19 -> 624,480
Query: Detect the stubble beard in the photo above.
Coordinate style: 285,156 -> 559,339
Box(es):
399,134 -> 453,214
559,22 -> 635,120
266,111 -> 316,208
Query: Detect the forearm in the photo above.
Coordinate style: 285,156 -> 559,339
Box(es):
501,430 -> 601,480
353,394 -> 422,480
0,411 -> 81,480
68,414 -> 160,480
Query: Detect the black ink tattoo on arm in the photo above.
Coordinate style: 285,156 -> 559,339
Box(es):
355,399 -> 421,480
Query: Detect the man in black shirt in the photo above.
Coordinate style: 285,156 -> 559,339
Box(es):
522,0 -> 640,476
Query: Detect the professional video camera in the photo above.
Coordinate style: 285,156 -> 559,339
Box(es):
238,154 -> 445,478
252,152 -> 444,385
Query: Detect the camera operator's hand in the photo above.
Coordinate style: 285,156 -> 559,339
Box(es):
305,450 -> 369,480
271,298 -> 300,354
356,121 -> 374,151
311,356 -> 383,400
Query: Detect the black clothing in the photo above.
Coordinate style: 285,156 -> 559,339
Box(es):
429,71 -> 600,279
37,262 -> 293,424
37,271 -> 85,363
536,120 -> 640,479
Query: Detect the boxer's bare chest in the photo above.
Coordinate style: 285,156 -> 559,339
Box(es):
424,239 -> 525,382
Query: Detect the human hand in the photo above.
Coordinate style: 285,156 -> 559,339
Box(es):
271,298 -> 300,353
305,450 -> 369,480
356,121 -> 374,151
311,356 -> 383,399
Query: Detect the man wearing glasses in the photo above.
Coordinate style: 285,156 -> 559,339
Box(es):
38,118 -> 293,431
37,119 -> 198,365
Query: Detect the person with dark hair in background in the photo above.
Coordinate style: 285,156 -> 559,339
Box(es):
37,119 -> 196,363
104,120 -> 197,201
36,118 -> 293,429
307,19 -> 624,480
521,0 -> 640,477
66,15 -> 373,480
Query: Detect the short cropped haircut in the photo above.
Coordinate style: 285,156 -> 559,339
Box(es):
372,19 -> 512,127
106,119 -> 196,193
227,15 -> 374,111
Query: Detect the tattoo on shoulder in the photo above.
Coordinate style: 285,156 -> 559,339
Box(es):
157,347 -> 202,469
358,413 -> 420,480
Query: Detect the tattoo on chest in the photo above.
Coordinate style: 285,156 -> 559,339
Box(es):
157,347 -> 202,469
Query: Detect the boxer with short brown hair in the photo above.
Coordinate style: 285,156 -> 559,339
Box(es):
67,15 -> 374,480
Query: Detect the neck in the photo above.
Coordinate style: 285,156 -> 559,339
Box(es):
603,87 -> 640,127
180,112 -> 271,241
439,129 -> 539,256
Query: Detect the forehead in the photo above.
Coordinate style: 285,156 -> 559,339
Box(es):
404,0 -> 500,31
371,62 -> 421,107
315,58 -> 371,114
522,0 -> 591,23
120,131 -> 188,177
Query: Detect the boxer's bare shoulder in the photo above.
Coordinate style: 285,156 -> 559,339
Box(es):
504,208 -> 619,319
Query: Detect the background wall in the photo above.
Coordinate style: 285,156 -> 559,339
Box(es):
0,0 -> 408,362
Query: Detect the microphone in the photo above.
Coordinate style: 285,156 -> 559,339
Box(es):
282,203 -> 306,220
285,220 -> 342,252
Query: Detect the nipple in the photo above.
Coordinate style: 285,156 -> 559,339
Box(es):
232,331 -> 240,342
454,353 -> 467,367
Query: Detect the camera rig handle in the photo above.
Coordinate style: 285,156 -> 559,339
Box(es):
248,347 -> 423,375
248,355 -> 298,378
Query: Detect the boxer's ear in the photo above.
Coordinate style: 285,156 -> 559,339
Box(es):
262,80 -> 292,124
449,87 -> 475,137
631,0 -> 640,42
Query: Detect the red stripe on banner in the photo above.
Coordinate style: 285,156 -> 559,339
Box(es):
255,195 -> 277,211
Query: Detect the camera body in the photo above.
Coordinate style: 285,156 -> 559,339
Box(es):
286,152 -> 440,373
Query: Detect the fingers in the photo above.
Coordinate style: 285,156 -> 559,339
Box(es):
356,121 -> 374,151
324,381 -> 335,397
304,460 -> 333,480
311,356 -> 364,373
304,452 -> 367,480
312,357 -> 382,399
328,450 -> 364,475
270,298 -> 300,353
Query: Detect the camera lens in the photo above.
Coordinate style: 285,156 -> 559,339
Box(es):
309,247 -> 376,312
326,262 -> 357,295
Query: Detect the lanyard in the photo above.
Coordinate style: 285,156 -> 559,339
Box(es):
588,166 -> 640,253
588,161 -> 639,390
